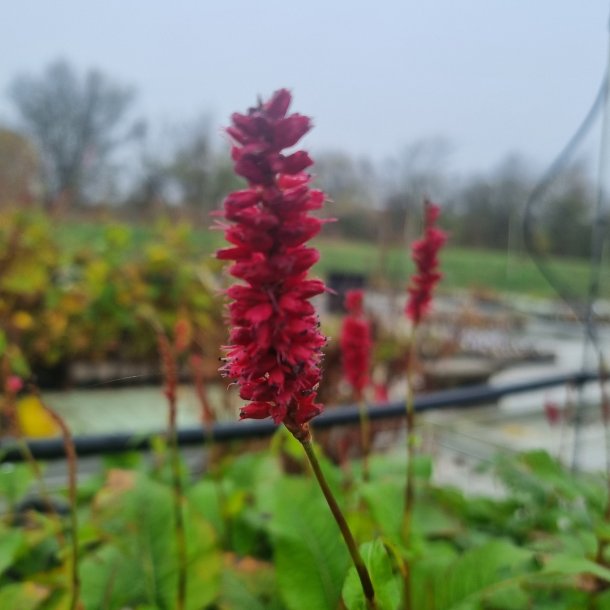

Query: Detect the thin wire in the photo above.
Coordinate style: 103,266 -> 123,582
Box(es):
523,15 -> 610,470
584,27 -> 610,367
522,77 -> 607,359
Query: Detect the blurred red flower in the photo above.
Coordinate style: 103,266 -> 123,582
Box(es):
340,289 -> 372,399
405,200 -> 447,325
544,399 -> 562,426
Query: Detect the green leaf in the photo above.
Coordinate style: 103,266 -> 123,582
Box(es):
0,463 -> 34,507
481,581 -> 530,610
183,504 -> 223,610
270,478 -> 350,610
8,348 -> 30,377
187,479 -> 225,538
413,501 -> 459,538
221,562 -> 282,610
412,454 -> 433,481
368,451 -> 407,480
541,554 -> 610,583
593,588 -> 610,609
411,540 -> 458,608
432,540 -> 534,610
0,582 -> 50,610
342,539 -> 401,610
361,480 -> 404,540
80,544 -> 147,610
0,528 -> 25,577
88,472 -> 221,610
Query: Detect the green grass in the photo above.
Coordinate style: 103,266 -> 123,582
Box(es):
312,238 -> 609,299
57,220 -> 607,299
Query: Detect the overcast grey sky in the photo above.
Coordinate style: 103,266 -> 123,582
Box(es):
1,1 -> 609,174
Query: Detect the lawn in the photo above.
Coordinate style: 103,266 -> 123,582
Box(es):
57,219 -> 607,299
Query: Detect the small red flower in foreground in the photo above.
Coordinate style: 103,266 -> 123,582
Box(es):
405,200 -> 447,325
217,89 -> 328,436
340,290 -> 372,400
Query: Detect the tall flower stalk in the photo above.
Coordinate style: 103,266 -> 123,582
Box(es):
157,330 -> 187,610
402,200 -> 447,610
340,289 -> 373,480
38,396 -> 81,610
217,89 -> 375,608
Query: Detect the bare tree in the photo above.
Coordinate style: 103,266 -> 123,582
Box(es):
167,116 -> 212,209
9,59 -> 139,206
0,127 -> 40,206
382,137 -> 452,242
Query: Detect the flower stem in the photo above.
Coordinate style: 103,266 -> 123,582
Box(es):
300,437 -> 376,609
357,396 -> 371,482
402,327 -> 417,610
16,435 -> 65,547
167,390 -> 187,610
40,401 -> 80,610
594,356 -> 610,582
192,361 -> 233,548
157,331 -> 187,610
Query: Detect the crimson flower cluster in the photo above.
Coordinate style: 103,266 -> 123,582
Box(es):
340,290 -> 372,400
405,201 -> 447,325
217,89 -> 327,434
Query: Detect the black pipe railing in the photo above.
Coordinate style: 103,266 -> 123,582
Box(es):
0,370 -> 599,462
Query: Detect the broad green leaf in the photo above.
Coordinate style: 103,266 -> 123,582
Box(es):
0,528 -> 25,577
80,544 -> 147,610
411,540 -> 459,608
0,581 -> 50,610
542,554 -> 610,583
432,540 -> 534,610
413,502 -> 459,538
368,451 -> 407,480
270,478 -> 350,610
90,472 -> 221,610
183,505 -> 223,610
594,588 -> 610,609
342,539 -> 401,610
481,581 -> 530,610
361,480 -> 404,539
188,479 -> 225,537
221,562 -> 282,610
412,454 -> 433,481
0,463 -> 34,507
8,348 -> 30,377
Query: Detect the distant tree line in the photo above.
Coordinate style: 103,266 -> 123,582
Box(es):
0,59 -> 598,259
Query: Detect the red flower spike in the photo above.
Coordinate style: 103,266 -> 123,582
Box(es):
264,89 -> 292,119
218,89 -> 328,436
405,200 -> 447,325
340,289 -> 372,399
